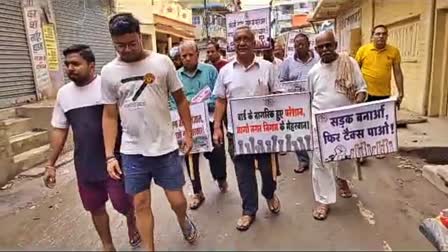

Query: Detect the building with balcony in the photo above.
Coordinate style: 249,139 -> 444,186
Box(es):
116,0 -> 196,54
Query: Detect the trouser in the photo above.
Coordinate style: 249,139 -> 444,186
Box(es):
295,150 -> 310,168
228,133 -> 277,216
311,150 -> 356,205
185,122 -> 227,194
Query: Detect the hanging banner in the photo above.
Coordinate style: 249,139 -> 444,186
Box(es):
171,102 -> 213,154
226,8 -> 271,52
315,98 -> 398,162
230,92 -> 312,155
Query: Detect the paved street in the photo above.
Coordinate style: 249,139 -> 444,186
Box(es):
0,151 -> 444,251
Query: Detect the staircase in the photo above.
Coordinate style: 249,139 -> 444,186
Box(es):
0,108 -> 50,183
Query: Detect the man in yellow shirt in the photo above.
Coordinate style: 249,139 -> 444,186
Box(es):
355,25 -> 404,106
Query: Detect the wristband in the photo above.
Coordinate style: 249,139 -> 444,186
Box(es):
106,156 -> 116,163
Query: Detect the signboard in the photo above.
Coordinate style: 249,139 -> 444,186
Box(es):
279,80 -> 309,93
23,7 -> 51,99
230,92 -> 312,155
226,8 -> 271,52
315,99 -> 398,162
42,24 -> 60,71
171,102 -> 213,154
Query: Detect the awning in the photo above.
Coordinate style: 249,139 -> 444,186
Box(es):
154,14 -> 196,39
308,0 -> 358,21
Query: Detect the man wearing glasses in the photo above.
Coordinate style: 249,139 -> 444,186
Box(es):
101,13 -> 198,251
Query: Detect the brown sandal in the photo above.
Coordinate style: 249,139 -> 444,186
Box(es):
336,178 -> 352,198
236,215 -> 256,231
189,193 -> 205,210
313,204 -> 330,220
267,194 -> 281,214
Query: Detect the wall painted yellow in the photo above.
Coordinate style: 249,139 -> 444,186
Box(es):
371,0 -> 431,114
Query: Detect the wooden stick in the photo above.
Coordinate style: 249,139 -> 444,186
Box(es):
188,155 -> 195,181
271,153 -> 277,182
356,158 -> 363,181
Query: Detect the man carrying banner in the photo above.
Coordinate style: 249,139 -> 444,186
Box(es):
280,33 -> 319,174
310,31 -> 367,220
273,41 -> 285,61
213,26 -> 281,231
173,40 -> 228,210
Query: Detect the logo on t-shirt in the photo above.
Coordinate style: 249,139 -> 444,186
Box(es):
121,73 -> 157,101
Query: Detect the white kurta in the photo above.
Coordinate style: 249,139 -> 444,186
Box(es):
308,56 -> 367,205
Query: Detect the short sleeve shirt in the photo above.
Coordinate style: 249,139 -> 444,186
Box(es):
213,57 -> 280,133
101,52 -> 182,157
355,43 -> 401,96
51,76 -> 115,183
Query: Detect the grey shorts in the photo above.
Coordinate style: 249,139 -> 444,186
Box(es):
121,150 -> 185,195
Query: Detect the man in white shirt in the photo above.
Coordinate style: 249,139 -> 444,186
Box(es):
101,13 -> 197,251
309,31 -> 367,221
213,26 -> 281,231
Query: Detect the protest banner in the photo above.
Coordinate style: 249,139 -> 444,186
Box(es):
279,80 -> 309,93
315,98 -> 398,162
226,8 -> 271,52
230,92 -> 312,155
171,102 -> 212,154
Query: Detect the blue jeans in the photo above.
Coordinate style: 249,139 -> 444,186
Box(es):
121,150 -> 185,195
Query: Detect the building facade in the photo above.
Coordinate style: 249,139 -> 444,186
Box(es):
116,0 -> 195,54
311,0 -> 448,117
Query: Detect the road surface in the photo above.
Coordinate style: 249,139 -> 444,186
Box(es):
0,152 -> 443,251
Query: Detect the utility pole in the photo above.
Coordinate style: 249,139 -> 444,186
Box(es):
203,0 -> 209,40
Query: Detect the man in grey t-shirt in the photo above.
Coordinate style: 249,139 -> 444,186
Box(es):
102,13 -> 197,251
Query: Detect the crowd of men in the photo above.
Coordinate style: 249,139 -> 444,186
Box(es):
43,12 -> 404,252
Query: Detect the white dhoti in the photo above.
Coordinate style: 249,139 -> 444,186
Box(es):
311,123 -> 356,205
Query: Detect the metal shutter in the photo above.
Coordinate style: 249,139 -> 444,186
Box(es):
52,0 -> 116,74
0,0 -> 37,108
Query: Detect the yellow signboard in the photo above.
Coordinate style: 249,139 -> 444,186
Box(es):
42,24 -> 59,71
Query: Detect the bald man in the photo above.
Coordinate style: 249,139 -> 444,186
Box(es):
170,40 -> 228,210
309,31 -> 367,220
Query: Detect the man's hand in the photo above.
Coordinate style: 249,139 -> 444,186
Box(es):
181,133 -> 193,154
107,158 -> 122,180
43,165 -> 56,189
213,126 -> 224,145
355,92 -> 367,104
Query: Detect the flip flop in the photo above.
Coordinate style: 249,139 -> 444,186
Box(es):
294,166 -> 309,174
189,194 -> 205,210
313,205 -> 330,221
267,195 -> 281,214
129,230 -> 141,249
236,215 -> 256,231
181,216 -> 198,244
336,178 -> 352,198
